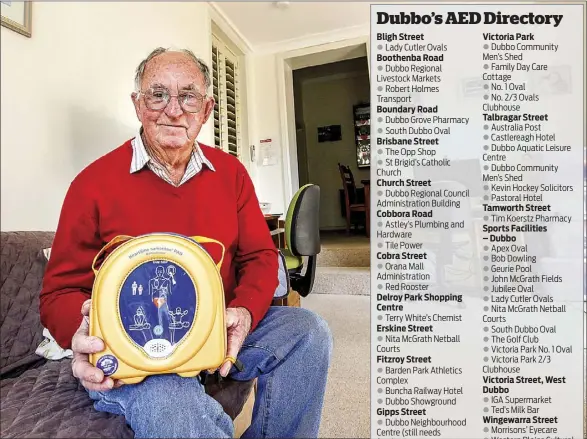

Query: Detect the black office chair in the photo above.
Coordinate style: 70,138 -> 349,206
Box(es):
280,184 -> 321,297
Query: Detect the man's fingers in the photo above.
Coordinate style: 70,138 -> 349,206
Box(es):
73,300 -> 98,350
72,352 -> 101,379
71,300 -> 117,393
73,352 -> 118,391
74,357 -> 116,391
81,378 -> 115,392
71,333 -> 104,354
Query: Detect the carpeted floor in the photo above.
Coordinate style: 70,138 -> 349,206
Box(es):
303,294 -> 370,438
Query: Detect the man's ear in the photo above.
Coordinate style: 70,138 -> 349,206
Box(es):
201,96 -> 215,124
131,92 -> 142,122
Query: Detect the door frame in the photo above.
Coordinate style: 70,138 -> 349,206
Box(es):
276,36 -> 370,205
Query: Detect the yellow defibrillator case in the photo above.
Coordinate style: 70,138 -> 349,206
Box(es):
89,233 -> 227,384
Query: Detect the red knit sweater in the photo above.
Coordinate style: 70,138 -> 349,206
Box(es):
39,139 -> 279,349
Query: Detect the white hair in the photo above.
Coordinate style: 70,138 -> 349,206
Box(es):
134,47 -> 211,92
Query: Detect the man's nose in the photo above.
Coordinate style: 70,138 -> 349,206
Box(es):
164,96 -> 184,118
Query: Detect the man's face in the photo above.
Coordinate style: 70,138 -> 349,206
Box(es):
132,52 -> 214,150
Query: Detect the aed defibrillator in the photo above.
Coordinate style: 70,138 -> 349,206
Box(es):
89,233 -> 227,384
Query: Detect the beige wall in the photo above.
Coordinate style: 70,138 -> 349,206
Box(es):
294,58 -> 369,230
247,36 -> 369,219
244,53 -> 287,211
0,3 -> 370,230
1,2 -> 213,231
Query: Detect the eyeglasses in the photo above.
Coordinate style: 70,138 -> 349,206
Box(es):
138,87 -> 206,113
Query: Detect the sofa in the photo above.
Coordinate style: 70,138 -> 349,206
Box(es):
0,231 -> 255,438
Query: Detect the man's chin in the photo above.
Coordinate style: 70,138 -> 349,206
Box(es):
156,135 -> 190,149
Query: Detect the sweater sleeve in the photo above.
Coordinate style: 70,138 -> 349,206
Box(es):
39,178 -> 102,349
226,164 -> 279,332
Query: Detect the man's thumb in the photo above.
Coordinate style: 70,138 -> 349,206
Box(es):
81,299 -> 92,317
220,342 -> 239,377
225,308 -> 238,327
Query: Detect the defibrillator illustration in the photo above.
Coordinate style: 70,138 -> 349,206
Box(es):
89,233 -> 227,384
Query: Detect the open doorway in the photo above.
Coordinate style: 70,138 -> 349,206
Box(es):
277,39 -> 371,245
293,57 -> 370,235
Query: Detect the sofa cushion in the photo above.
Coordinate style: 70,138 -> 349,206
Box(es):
34,247 -> 75,361
0,358 -> 254,438
0,232 -> 55,376
1,359 -> 133,438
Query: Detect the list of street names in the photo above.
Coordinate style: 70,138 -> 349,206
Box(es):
370,4 -> 585,439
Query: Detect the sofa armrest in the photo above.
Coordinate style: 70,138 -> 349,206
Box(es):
1,231 -> 55,377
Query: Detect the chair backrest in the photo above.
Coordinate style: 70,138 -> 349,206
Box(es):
285,184 -> 321,257
338,163 -> 358,204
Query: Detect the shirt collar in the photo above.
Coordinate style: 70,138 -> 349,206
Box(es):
130,128 -> 215,174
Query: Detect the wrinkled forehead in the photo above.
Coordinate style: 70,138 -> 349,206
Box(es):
141,53 -> 206,93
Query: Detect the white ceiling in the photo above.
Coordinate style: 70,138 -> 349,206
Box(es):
212,2 -> 372,49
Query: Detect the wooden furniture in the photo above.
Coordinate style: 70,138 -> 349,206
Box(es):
337,163 -> 369,237
362,179 -> 370,238
264,213 -> 280,228
353,103 -> 371,168
265,214 -> 285,248
272,289 -> 301,307
339,187 -> 365,217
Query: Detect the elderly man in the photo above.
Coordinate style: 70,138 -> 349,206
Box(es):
39,47 -> 332,439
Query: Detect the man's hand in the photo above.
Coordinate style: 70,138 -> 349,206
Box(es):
71,300 -> 122,391
219,307 -> 252,377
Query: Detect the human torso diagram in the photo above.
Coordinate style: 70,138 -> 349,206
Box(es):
120,262 -> 196,357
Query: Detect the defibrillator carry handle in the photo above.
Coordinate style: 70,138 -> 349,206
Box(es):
190,236 -> 225,271
92,235 -> 134,275
91,234 -> 226,276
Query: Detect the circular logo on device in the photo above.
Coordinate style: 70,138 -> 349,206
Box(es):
118,260 -> 197,358
96,355 -> 118,376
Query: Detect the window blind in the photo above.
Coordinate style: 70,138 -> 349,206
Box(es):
212,36 -> 241,159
